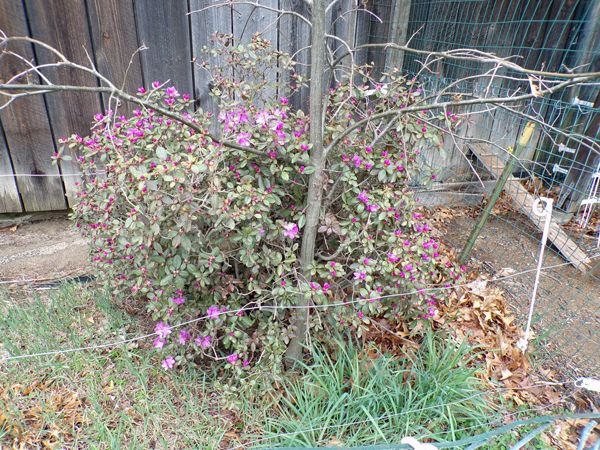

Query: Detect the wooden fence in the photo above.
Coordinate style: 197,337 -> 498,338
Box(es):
0,0 -> 598,214
1,0 -> 412,213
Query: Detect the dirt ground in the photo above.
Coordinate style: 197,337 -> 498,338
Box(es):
0,214 -> 89,283
441,210 -> 600,378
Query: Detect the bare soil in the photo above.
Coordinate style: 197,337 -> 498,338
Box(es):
442,210 -> 600,378
0,214 -> 89,283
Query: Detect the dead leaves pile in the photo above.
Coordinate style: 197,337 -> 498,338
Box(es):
436,276 -> 599,449
0,378 -> 87,449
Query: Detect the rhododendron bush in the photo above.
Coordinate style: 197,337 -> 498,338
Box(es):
68,36 -> 461,376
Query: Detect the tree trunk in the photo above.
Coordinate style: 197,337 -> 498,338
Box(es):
284,0 -> 327,366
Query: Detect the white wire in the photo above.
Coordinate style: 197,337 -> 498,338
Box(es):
517,198 -> 554,352
1,255 -> 597,363
0,172 -> 105,177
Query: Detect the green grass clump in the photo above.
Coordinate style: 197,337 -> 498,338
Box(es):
262,333 -> 498,448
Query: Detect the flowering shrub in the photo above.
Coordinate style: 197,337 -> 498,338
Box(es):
68,36 -> 461,376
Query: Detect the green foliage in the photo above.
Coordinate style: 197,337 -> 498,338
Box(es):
68,36 -> 461,374
263,333 -> 497,447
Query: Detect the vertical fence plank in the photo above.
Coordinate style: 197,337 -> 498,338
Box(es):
232,0 -> 278,45
329,0 -> 356,83
365,0 -> 393,79
353,4 -> 372,68
279,0 -> 311,111
0,124 -> 22,213
384,0 -> 411,73
0,0 -> 67,212
232,0 -> 279,102
87,0 -> 143,112
134,0 -> 193,95
189,0 -> 232,130
24,0 -> 103,208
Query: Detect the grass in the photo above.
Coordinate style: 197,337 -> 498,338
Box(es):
0,284 -> 262,448
0,283 -> 554,449
260,334 -> 499,448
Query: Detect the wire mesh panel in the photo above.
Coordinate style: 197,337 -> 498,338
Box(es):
399,0 -> 600,211
366,0 -> 600,378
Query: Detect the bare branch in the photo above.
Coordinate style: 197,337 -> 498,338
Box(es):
335,43 -> 600,79
188,1 -> 312,27
324,75 -> 599,156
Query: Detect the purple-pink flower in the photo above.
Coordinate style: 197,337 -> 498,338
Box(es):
155,321 -> 172,339
357,191 -> 369,204
354,271 -> 366,281
171,294 -> 185,305
227,353 -> 239,365
206,305 -> 221,319
283,222 -> 299,239
237,132 -> 252,147
165,86 -> 180,98
195,335 -> 212,349
153,336 -> 165,349
162,355 -> 175,370
178,329 -> 191,345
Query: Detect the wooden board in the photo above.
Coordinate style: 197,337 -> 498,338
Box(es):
0,0 -> 67,212
328,0 -> 355,83
278,0 -> 311,111
364,0 -> 393,79
86,0 -> 144,112
0,124 -> 22,213
25,0 -> 103,208
469,143 -> 592,271
189,0 -> 233,131
384,0 -> 411,73
232,0 -> 279,103
134,0 -> 193,95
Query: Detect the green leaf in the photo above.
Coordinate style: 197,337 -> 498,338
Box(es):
156,146 -> 169,160
160,275 -> 173,286
298,215 -> 306,229
223,217 -> 236,230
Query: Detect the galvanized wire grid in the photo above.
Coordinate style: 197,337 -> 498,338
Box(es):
362,0 -> 600,378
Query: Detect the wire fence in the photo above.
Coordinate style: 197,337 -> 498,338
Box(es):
361,0 -> 600,381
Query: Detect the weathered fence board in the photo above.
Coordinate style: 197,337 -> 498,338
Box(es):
278,0 -> 311,110
0,0 -> 66,212
86,0 -> 144,112
25,0 -> 103,207
190,0 -> 233,129
232,0 -> 279,103
0,124 -> 21,213
134,0 -> 193,95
